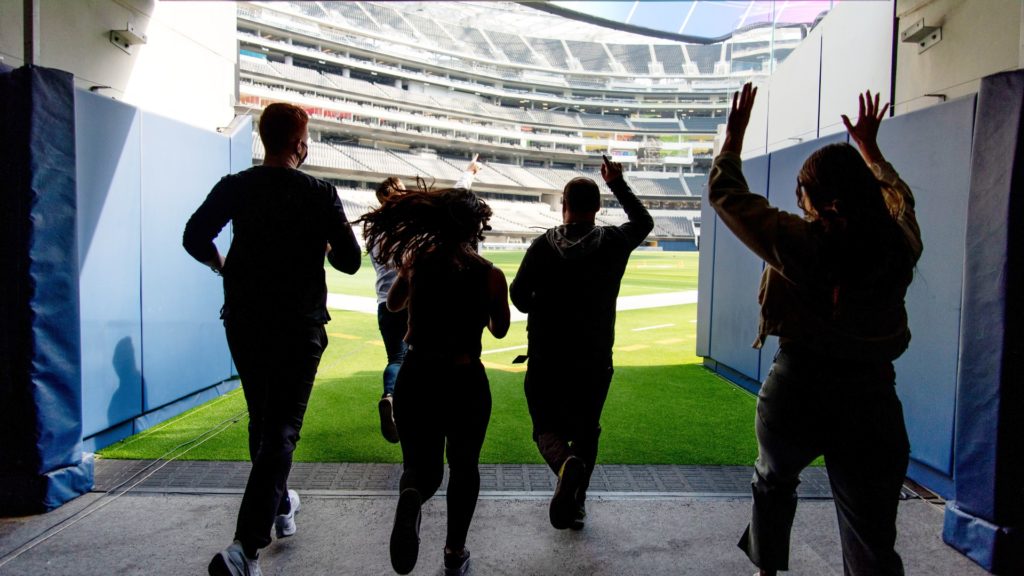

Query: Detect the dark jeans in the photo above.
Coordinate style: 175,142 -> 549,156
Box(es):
393,350 -> 491,551
524,357 -> 613,501
225,319 -> 327,553
376,302 -> 408,397
738,345 -> 909,575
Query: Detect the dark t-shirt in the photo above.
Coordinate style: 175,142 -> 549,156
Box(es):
183,165 -> 360,324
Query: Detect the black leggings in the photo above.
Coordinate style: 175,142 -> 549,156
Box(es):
393,350 -> 491,551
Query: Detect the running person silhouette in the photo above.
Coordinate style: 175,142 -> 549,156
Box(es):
360,183 -> 510,576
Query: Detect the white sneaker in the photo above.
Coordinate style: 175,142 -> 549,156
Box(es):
208,541 -> 261,576
274,489 -> 301,538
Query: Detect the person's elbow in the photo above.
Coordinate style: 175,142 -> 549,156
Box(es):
489,313 -> 510,339
328,246 -> 361,274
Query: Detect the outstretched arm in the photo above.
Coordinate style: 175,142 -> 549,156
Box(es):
454,154 -> 481,190
842,90 -> 922,261
601,155 -> 653,246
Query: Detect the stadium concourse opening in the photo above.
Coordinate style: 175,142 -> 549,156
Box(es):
4,0 -> 1021,574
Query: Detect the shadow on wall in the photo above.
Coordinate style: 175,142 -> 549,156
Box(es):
110,337 -> 142,427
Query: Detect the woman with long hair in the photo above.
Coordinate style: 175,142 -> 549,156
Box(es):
372,160 -> 479,444
360,184 -> 510,576
710,84 -> 922,576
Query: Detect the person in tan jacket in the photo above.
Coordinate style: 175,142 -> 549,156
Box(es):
709,84 -> 922,576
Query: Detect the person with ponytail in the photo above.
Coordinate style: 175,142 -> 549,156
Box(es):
710,84 -> 922,576
360,183 -> 509,576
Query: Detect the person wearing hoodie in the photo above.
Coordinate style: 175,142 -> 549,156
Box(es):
510,155 -> 653,530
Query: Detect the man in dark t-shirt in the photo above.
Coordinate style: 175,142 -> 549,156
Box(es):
184,103 -> 361,576
510,156 -> 653,531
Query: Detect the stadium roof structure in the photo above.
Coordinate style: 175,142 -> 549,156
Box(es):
397,1 -> 832,44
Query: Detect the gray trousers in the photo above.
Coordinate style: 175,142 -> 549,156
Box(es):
738,345 -> 909,575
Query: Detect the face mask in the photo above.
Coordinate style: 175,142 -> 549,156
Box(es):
297,142 -> 308,168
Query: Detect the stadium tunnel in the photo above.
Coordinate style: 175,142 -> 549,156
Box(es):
1,1 -> 1022,573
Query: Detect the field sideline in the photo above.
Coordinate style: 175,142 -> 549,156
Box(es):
99,251 -> 760,465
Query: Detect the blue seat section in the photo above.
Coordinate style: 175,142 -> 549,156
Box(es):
75,92 -> 144,439
880,96 -> 975,498
140,114 -> 234,411
706,155 -> 769,383
757,134 -> 847,382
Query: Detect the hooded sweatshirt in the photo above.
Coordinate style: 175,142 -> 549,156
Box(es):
510,177 -> 653,361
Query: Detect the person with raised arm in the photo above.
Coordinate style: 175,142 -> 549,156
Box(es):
510,155 -> 654,531
184,102 -> 362,576
710,83 -> 922,576
360,182 -> 509,576
372,157 -> 481,444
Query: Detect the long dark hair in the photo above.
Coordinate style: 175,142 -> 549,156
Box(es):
359,181 -> 493,269
797,143 -> 913,313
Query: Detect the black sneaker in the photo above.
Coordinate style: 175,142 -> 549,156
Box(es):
379,395 -> 400,444
390,488 -> 421,574
443,547 -> 471,576
570,501 -> 586,531
549,456 -> 585,530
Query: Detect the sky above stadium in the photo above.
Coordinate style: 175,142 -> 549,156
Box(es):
550,0 -> 834,39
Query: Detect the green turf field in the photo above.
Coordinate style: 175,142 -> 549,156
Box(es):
100,251 -> 759,465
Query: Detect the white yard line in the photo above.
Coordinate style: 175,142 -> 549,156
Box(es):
632,323 -> 675,332
481,344 -> 528,355
326,290 -> 699,320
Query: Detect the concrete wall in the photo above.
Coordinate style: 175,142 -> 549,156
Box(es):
894,0 -> 1023,114
738,1 -> 1023,156
741,1 -> 896,157
0,0 -> 237,130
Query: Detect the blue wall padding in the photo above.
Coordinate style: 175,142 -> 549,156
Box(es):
0,66 -> 93,515
140,114 -> 233,410
74,98 -> 248,448
706,155 -> 769,380
75,92 -> 144,438
881,96 -> 975,493
227,120 -> 253,379
695,199 -> 717,358
943,70 -> 1024,575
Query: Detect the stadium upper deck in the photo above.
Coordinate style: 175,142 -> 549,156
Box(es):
235,1 -> 823,242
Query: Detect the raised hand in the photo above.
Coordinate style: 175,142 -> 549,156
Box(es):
467,153 -> 481,175
600,154 -> 624,183
842,90 -> 889,164
722,82 -> 757,155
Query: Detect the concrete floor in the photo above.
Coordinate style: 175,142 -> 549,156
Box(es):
0,489 -> 989,575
